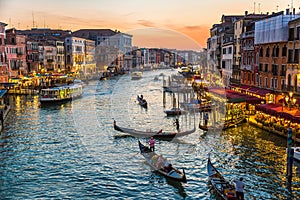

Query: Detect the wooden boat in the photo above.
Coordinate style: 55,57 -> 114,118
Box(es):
39,84 -> 83,104
207,156 -> 237,200
137,95 -> 148,109
113,120 -> 195,140
199,117 -> 246,131
131,71 -> 143,80
199,123 -> 223,131
138,140 -> 187,183
164,108 -> 187,116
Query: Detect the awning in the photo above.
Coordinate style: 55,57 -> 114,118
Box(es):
209,88 -> 262,104
256,103 -> 300,123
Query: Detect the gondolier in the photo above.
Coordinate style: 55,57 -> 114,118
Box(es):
233,178 -> 245,200
148,137 -> 155,152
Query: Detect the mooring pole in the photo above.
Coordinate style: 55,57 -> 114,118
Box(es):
287,127 -> 294,183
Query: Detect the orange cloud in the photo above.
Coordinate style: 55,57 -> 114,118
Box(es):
137,20 -> 156,27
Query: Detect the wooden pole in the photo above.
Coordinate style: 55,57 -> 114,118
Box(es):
287,127 -> 294,183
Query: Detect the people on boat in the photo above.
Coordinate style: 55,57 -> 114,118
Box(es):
148,137 -> 155,152
164,163 -> 173,173
232,177 -> 245,200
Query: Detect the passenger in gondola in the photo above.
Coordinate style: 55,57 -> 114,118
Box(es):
148,137 -> 155,152
164,163 -> 173,173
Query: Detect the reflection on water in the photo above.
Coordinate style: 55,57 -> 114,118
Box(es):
0,69 -> 300,199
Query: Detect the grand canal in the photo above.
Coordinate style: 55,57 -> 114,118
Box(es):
1,69 -> 300,199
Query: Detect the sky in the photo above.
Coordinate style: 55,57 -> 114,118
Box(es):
0,0 -> 297,50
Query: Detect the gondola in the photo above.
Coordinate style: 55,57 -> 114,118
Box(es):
207,155 -> 237,200
199,124 -> 222,131
113,120 -> 195,140
137,95 -> 148,109
138,140 -> 187,183
164,107 -> 187,116
199,117 -> 246,131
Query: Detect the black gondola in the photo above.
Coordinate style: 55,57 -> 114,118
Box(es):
138,140 -> 187,183
207,155 -> 237,200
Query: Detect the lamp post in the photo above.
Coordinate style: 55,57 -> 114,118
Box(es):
284,92 -> 297,111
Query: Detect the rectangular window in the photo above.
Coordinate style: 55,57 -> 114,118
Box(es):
265,77 -> 268,88
289,28 -> 295,41
259,63 -> 263,71
223,48 -> 226,54
281,64 -> 286,76
272,64 -> 278,76
288,49 -> 293,63
265,64 -> 268,72
295,49 -> 299,62
281,79 -> 285,90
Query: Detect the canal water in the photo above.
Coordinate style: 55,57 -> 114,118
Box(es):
1,69 -> 300,199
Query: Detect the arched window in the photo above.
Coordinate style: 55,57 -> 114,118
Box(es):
259,47 -> 263,56
266,47 -> 270,57
276,46 -> 280,57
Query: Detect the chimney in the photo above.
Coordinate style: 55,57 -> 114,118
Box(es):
286,8 -> 290,15
245,11 -> 248,16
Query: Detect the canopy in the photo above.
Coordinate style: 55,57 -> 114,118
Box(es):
256,103 -> 300,123
209,88 -> 263,104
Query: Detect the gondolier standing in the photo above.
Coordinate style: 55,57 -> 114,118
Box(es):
174,118 -> 179,131
148,137 -> 155,152
233,177 -> 245,200
204,112 -> 209,126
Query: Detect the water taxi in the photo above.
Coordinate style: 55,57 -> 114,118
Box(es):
131,71 -> 143,80
39,84 -> 83,104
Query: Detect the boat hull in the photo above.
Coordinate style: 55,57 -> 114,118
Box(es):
113,120 -> 195,140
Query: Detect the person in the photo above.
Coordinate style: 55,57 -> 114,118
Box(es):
0,110 -> 3,131
148,137 -> 155,152
204,112 -> 209,126
173,118 -> 179,131
233,177 -> 245,200
164,163 -> 173,173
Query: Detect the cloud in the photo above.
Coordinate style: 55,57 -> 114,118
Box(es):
137,20 -> 155,27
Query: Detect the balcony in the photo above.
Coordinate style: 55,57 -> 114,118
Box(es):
242,46 -> 254,51
240,64 -> 252,71
241,31 -> 254,39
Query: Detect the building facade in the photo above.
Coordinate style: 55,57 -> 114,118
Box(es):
0,22 -> 8,82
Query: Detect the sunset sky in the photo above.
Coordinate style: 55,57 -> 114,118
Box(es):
0,0 -> 297,50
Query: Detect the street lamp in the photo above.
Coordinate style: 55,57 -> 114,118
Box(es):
284,92 -> 297,111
